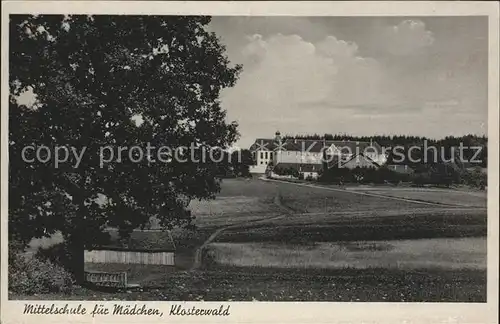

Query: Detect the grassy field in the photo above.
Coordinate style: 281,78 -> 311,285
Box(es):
189,196 -> 280,228
204,237 -> 486,270
271,179 -> 488,210
215,207 -> 486,243
10,267 -> 486,302
17,178 -> 488,302
216,177 -> 280,197
354,188 -> 487,208
170,178 -> 284,267
276,182 -> 427,214
193,178 -> 487,302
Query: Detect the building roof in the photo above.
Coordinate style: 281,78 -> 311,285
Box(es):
93,229 -> 176,252
250,138 -> 383,155
249,138 -> 278,151
326,153 -> 380,169
341,153 -> 380,169
328,141 -> 383,155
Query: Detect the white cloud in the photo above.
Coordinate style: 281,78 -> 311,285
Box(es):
217,23 -> 486,147
235,34 -> 333,106
376,20 -> 434,56
316,36 -> 358,58
221,33 -> 403,145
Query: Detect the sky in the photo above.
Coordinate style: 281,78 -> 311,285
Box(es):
208,16 -> 488,148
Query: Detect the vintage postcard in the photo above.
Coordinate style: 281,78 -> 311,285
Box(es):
1,1 -> 499,324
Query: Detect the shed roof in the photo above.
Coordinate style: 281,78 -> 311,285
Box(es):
93,229 -> 176,252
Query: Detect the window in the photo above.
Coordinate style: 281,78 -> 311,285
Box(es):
265,151 -> 268,159
269,152 -> 273,159
260,151 -> 264,159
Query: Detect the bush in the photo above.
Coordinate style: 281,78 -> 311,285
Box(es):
35,242 -> 75,272
411,172 -> 432,187
319,166 -> 409,185
460,168 -> 487,189
411,163 -> 466,188
9,246 -> 74,295
273,166 -> 299,178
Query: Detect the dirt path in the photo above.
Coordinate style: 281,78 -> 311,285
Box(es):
190,194 -> 294,270
262,177 -> 482,208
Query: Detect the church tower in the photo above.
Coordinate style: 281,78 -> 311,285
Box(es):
274,130 -> 282,164
275,131 -> 283,149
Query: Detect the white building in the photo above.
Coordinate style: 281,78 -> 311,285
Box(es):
249,131 -> 387,174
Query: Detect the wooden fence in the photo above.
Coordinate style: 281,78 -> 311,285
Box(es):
85,271 -> 127,288
84,250 -> 175,265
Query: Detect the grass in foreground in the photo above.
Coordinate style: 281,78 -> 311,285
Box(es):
9,267 -> 486,302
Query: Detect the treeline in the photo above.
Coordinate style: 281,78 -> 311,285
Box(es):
283,133 -> 487,145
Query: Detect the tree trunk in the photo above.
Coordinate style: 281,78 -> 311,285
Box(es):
68,191 -> 87,284
68,231 -> 85,284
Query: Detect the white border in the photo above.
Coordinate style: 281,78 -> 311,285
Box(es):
1,2 -> 499,324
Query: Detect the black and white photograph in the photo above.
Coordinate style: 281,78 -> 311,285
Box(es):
1,1 -> 499,323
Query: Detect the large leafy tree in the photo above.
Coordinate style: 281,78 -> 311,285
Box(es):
9,15 -> 241,281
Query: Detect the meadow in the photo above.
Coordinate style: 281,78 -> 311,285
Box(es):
352,187 -> 487,208
10,267 -> 487,302
192,178 -> 487,301
18,178 -> 488,301
214,207 -> 487,243
204,237 -> 486,270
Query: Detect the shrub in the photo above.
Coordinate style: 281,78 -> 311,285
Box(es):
460,168 -> 487,189
35,242 -> 75,271
9,245 -> 74,295
273,166 -> 299,178
201,248 -> 218,270
410,163 -> 466,188
319,166 -> 409,184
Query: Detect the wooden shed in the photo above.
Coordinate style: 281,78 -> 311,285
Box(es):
84,229 -> 176,286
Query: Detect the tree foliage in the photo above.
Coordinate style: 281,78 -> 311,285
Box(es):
9,15 -> 241,279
